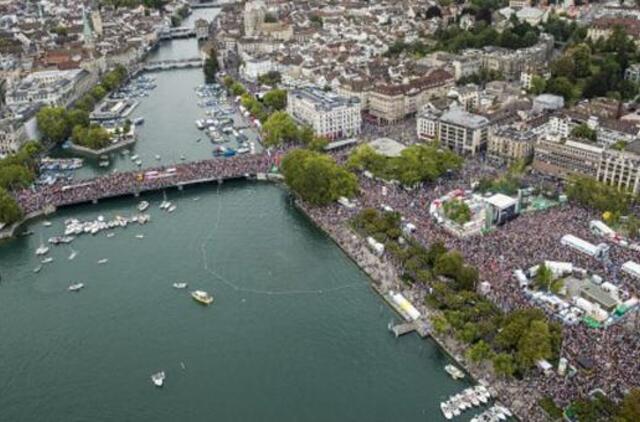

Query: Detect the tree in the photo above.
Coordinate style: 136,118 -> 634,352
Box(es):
529,75 -> 546,95
534,263 -> 554,291
571,123 -> 597,142
425,6 -> 442,19
434,251 -> 464,279
281,149 -> 358,205
466,340 -> 493,363
262,111 -> 299,146
618,389 -> 640,421
309,14 -> 323,28
0,187 -> 23,224
230,82 -> 246,96
37,107 -> 72,144
492,353 -> 515,378
546,76 -> 576,103
263,89 -> 287,111
257,71 -> 282,87
203,48 -> 219,84
516,320 -> 552,371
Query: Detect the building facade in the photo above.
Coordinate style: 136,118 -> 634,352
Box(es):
287,87 -> 362,140
437,109 -> 489,155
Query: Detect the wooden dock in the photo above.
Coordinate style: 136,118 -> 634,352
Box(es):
389,320 -> 431,338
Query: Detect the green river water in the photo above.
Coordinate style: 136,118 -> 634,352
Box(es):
0,9 -> 476,422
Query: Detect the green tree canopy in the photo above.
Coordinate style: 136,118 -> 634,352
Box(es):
0,187 -> 23,224
281,149 -> 358,205
262,111 -> 300,146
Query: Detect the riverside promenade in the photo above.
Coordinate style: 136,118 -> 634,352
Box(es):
297,200 -> 548,422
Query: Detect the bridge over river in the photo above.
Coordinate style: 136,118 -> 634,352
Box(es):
144,58 -> 203,72
15,154 -> 278,216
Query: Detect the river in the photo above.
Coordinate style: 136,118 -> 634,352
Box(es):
0,9 -> 476,421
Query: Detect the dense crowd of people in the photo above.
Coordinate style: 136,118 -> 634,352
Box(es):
14,154 -> 274,215
303,153 -> 640,418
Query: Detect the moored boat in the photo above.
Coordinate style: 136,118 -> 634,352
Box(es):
68,283 -> 84,292
151,371 -> 165,387
173,282 -> 188,289
137,201 -> 150,212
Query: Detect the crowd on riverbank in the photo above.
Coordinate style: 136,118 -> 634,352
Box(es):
14,154 -> 273,214
299,155 -> 640,418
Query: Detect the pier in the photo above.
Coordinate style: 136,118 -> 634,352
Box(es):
144,58 -> 203,72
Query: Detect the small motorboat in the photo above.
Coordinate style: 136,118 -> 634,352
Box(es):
68,283 -> 84,292
97,258 -> 109,264
167,204 -> 177,213
155,155 -> 161,160
151,371 -> 165,387
106,233 -> 115,238
137,201 -> 150,212
42,221 -> 52,227
33,265 -> 43,273
41,257 -> 54,264
68,249 -> 78,260
133,117 -> 145,125
36,243 -> 49,256
191,290 -> 213,305
135,234 -> 144,239
173,282 -> 188,289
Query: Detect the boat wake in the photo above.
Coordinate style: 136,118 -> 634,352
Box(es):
199,186 -> 363,296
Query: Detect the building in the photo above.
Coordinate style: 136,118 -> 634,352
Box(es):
243,0 -> 266,37
287,87 -> 361,140
533,138 -> 604,179
587,17 -> 640,44
6,69 -> 95,108
366,69 -> 454,123
240,56 -> 273,81
533,94 -> 564,113
597,147 -> 640,195
625,64 -> 640,83
0,117 -> 26,158
437,109 -> 489,155
488,126 -> 537,165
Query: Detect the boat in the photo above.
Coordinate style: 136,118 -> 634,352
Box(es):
97,258 -> 109,264
173,282 -> 188,289
440,403 -> 453,420
155,155 -> 161,160
133,117 -> 145,125
180,154 -> 186,160
33,265 -> 43,273
135,159 -> 142,166
151,371 -> 165,387
445,364 -> 465,380
137,201 -> 150,212
68,283 -> 84,292
135,234 -> 144,239
43,221 -> 52,227
191,290 -> 213,305
41,257 -> 54,264
99,160 -> 110,168
106,233 -> 115,238
36,244 -> 50,256
167,204 -> 177,213
131,154 -> 139,161
68,248 -> 78,260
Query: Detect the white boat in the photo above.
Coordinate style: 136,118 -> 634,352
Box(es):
192,197 -> 200,201
180,154 -> 186,160
68,283 -> 84,292
135,159 -> 142,166
106,233 -> 115,238
35,244 -> 49,256
133,117 -> 145,125
135,234 -> 144,239
151,371 -> 165,387
43,221 -> 52,227
41,257 -> 54,264
155,155 -> 161,160
97,258 -> 109,264
191,290 -> 213,305
173,282 -> 188,289
444,364 -> 465,380
137,201 -> 150,212
131,154 -> 139,161
68,249 -> 78,260
440,403 -> 453,420
33,265 -> 43,273
167,204 -> 177,213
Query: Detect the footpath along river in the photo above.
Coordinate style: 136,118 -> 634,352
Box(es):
0,8 -> 481,422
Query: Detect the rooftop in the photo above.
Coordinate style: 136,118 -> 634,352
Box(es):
368,137 -> 406,158
440,109 -> 489,129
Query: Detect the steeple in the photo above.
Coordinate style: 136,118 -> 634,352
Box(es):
82,7 -> 94,48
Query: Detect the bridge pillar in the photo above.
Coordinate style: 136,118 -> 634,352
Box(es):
178,185 -> 184,191
92,199 -> 98,205
217,178 -> 223,185
134,192 -> 140,198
